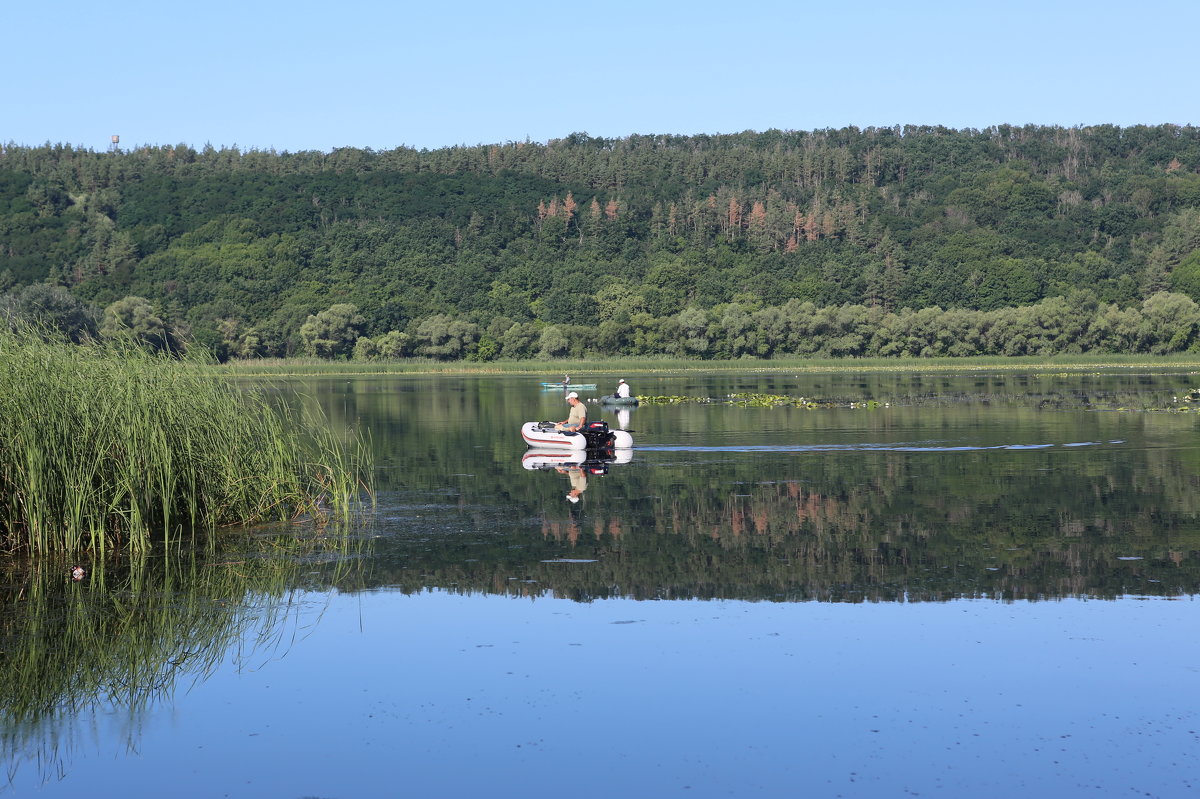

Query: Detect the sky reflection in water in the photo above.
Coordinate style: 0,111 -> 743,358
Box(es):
17,590 -> 1197,799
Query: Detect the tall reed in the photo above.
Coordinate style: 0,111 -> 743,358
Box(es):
0,329 -> 369,554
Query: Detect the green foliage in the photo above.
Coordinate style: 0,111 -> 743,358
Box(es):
353,335 -> 379,361
299,303 -> 365,358
413,313 -> 480,360
100,295 -> 182,353
0,282 -> 99,342
3,126 -> 1200,358
1169,249 -> 1200,302
375,329 -> 412,358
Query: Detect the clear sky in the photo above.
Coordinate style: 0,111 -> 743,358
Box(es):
4,0 -> 1196,153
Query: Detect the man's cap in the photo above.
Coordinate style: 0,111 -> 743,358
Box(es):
566,494 -> 580,503
566,391 -> 579,399
618,379 -> 626,384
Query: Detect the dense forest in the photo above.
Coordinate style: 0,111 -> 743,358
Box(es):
3,124 -> 1200,360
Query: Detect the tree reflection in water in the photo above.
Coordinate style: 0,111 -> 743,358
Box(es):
348,372 -> 1200,604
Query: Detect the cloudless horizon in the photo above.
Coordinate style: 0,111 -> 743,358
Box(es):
5,0 -> 1198,154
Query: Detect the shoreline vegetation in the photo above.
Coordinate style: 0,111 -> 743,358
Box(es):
0,329 -> 369,555
209,353 -> 1200,378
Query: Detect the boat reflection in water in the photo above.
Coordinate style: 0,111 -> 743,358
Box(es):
521,447 -> 633,505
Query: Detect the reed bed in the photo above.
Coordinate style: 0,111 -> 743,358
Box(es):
212,352 -> 1200,378
0,330 -> 369,554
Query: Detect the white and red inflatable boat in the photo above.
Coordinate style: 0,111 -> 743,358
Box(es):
520,420 -> 634,451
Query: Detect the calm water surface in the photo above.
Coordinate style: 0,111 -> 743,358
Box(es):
4,371 -> 1200,798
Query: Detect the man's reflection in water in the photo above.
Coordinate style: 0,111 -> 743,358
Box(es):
557,464 -> 588,504
615,407 -> 631,430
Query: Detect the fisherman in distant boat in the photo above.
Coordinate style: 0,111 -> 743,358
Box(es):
599,378 -> 636,407
563,374 -> 570,388
554,391 -> 587,433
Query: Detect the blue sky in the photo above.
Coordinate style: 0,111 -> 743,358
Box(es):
4,0 -> 1197,153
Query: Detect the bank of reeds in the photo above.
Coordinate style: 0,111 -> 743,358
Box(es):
0,330 -> 369,554
212,352 -> 1200,378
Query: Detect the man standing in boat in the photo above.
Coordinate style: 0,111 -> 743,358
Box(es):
555,391 -> 587,433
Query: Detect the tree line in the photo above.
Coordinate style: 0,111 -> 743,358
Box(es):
2,124 -> 1200,359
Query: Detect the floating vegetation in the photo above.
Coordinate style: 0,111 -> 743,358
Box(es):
0,329 -> 371,554
639,393 -> 883,409
639,389 -> 1200,413
637,395 -> 716,405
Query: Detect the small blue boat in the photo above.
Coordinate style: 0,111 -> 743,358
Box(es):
539,383 -> 597,390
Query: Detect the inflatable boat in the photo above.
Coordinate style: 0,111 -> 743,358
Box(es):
520,420 -> 633,450
599,394 -> 639,406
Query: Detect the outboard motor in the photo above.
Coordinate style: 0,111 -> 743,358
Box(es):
580,420 -> 615,450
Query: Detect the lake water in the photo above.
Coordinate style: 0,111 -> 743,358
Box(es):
4,370 -> 1200,798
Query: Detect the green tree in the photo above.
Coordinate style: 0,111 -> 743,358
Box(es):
376,330 -> 412,359
677,306 -> 711,356
536,325 -> 570,358
0,283 -> 99,342
353,336 -> 379,361
499,321 -> 539,359
1139,291 -> 1200,353
100,295 -> 181,353
299,303 -> 365,358
413,314 -> 480,360
1168,250 -> 1200,303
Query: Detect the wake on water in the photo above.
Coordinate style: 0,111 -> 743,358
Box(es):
637,440 -> 1126,454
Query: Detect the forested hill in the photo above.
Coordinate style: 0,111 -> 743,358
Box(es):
3,125 -> 1200,360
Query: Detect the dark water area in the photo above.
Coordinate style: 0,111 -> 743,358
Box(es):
4,370 -> 1200,797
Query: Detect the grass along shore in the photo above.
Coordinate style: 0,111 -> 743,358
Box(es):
0,331 -> 368,554
209,353 -> 1200,378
